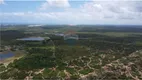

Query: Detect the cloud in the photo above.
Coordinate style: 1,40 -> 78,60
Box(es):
80,1 -> 142,20
0,0 -> 5,4
39,0 -> 70,10
1,1 -> 142,25
0,12 -> 62,24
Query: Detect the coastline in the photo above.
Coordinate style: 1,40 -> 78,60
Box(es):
0,55 -> 24,66
0,50 -> 25,66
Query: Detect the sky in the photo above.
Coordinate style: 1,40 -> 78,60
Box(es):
0,0 -> 142,25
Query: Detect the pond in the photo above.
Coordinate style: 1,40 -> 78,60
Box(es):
17,37 -> 45,41
0,52 -> 15,60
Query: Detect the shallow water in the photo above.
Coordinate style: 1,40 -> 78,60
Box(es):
0,52 -> 15,60
17,37 -> 44,41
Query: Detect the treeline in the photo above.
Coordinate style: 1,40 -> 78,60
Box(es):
79,27 -> 142,32
77,33 -> 142,55
78,33 -> 142,44
1,30 -> 26,41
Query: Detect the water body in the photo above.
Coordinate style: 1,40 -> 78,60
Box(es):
17,37 -> 45,41
65,39 -> 78,45
55,33 -> 65,36
0,52 -> 15,60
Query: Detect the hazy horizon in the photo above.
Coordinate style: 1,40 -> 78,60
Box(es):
0,0 -> 142,25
